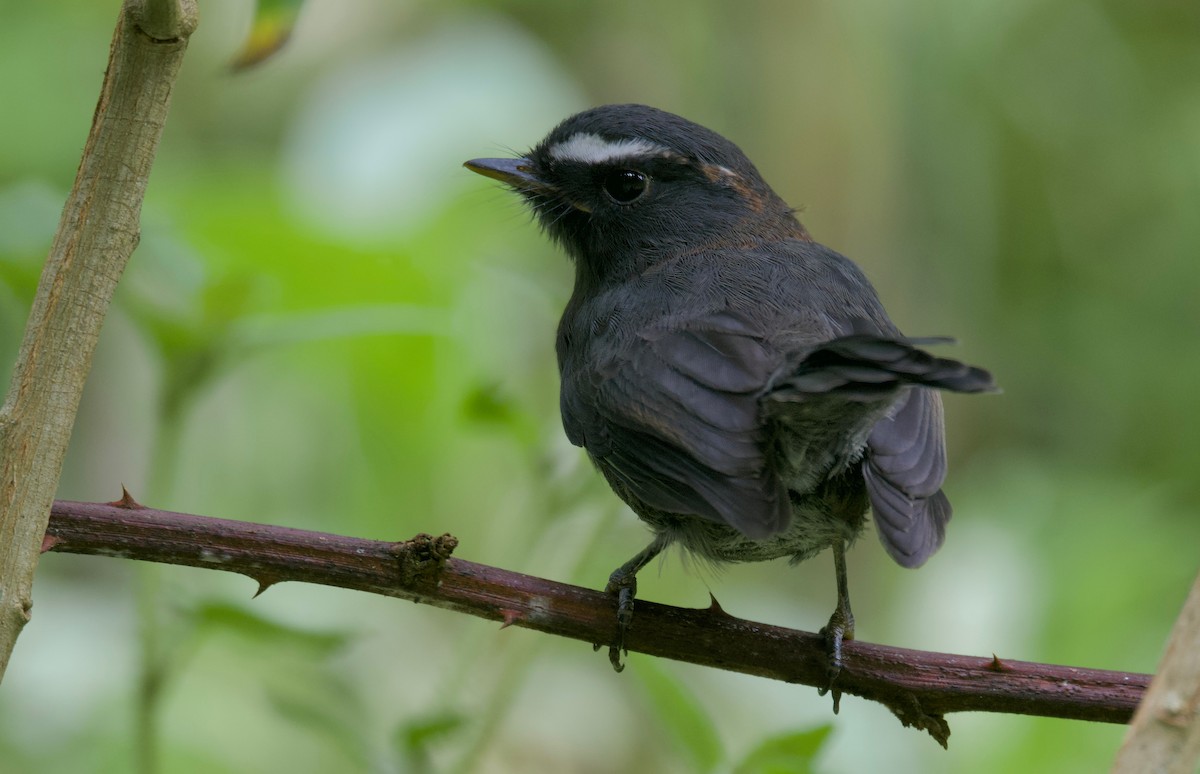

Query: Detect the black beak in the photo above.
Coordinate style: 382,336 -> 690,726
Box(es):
463,157 -> 545,190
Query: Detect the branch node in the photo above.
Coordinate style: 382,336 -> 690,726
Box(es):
1154,690 -> 1195,729
886,692 -> 952,748
130,0 -> 199,43
391,532 -> 458,585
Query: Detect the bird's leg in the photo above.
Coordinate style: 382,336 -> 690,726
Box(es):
598,536 -> 668,673
818,539 -> 855,713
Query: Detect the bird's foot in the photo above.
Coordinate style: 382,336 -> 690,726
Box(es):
593,538 -> 666,673
817,604 -> 855,713
594,569 -> 638,672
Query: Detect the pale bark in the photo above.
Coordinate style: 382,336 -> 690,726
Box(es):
1113,571 -> 1200,774
0,0 -> 198,680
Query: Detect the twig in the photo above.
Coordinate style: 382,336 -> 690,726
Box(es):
45,497 -> 1150,746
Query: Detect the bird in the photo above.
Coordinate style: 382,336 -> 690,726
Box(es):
464,104 -> 995,704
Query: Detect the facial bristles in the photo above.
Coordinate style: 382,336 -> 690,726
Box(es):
547,133 -> 669,164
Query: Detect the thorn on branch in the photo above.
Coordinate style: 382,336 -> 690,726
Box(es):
109,486 -> 143,509
252,577 -> 281,598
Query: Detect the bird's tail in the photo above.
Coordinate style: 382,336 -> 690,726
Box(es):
769,335 -> 996,402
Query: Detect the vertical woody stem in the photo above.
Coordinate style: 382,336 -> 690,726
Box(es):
0,0 -> 198,680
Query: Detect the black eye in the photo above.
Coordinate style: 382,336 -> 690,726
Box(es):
602,169 -> 649,203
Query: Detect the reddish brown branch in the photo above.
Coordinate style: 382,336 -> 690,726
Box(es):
45,497 -> 1149,745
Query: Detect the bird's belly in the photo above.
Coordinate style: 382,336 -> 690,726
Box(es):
641,488 -> 869,565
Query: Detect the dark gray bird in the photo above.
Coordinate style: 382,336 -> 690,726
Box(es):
465,104 -> 994,701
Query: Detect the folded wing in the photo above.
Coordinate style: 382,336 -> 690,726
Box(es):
562,310 -> 790,539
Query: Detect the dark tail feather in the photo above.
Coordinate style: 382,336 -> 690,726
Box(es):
771,335 -> 996,401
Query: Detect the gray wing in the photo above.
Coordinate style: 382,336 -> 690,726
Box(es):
768,333 -> 993,568
864,388 -> 951,568
561,310 -> 791,539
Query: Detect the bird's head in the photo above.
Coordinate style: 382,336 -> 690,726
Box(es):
466,104 -> 808,284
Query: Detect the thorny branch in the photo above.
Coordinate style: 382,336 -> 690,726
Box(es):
44,496 -> 1150,747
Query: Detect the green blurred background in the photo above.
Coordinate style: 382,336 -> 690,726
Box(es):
2,0 -> 1198,772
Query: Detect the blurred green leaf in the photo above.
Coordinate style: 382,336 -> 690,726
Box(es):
461,382 -> 517,425
192,602 -> 351,656
458,380 -> 543,449
394,711 -> 467,772
0,180 -> 60,329
189,601 -> 370,768
0,179 -> 61,257
200,273 -> 258,331
231,0 -> 305,71
732,726 -> 831,774
232,304 -> 447,351
266,675 -> 369,769
635,661 -> 723,773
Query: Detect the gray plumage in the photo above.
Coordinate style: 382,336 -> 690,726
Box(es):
554,238 -> 987,567
465,104 -> 995,682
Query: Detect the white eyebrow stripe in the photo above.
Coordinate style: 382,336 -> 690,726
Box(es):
547,133 -> 669,164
